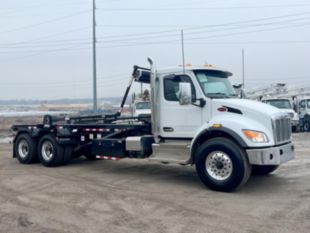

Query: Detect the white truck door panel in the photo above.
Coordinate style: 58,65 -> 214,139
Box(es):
159,74 -> 203,138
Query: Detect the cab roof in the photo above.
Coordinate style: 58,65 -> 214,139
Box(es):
135,66 -> 232,84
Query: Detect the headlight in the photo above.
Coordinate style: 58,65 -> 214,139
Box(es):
242,130 -> 269,143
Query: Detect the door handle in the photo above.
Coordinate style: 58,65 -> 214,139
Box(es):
163,127 -> 174,132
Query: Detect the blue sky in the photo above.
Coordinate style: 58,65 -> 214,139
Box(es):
0,0 -> 309,100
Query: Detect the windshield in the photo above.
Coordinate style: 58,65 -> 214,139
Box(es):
135,102 -> 151,110
194,70 -> 236,98
265,99 -> 292,109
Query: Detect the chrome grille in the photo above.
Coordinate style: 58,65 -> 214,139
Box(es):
273,116 -> 291,144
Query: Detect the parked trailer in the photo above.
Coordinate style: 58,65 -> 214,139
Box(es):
12,57 -> 294,192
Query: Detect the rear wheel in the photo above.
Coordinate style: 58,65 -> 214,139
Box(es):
195,137 -> 251,192
38,134 -> 64,167
251,165 -> 279,175
303,121 -> 310,132
14,133 -> 37,164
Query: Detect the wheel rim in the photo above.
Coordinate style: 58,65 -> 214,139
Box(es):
18,139 -> 29,159
41,141 -> 54,161
205,151 -> 233,181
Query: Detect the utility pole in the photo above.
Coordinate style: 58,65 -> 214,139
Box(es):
242,48 -> 245,89
92,0 -> 97,111
181,30 -> 185,74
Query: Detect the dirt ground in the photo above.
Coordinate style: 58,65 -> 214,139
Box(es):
0,134 -> 310,233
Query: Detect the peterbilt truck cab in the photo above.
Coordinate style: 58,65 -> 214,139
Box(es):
11,57 -> 294,192
146,57 -> 293,191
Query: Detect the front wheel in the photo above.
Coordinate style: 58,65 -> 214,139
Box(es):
195,137 -> 251,192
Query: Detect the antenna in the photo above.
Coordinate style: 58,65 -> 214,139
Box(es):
181,30 -> 185,73
242,48 -> 245,89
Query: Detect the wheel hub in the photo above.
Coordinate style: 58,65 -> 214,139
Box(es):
41,141 -> 54,161
215,161 -> 224,169
206,151 -> 233,181
18,140 -> 29,159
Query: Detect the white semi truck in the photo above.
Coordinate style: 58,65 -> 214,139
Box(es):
11,57 -> 294,192
298,98 -> 310,131
262,98 -> 299,132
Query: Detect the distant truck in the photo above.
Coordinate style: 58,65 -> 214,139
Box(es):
132,100 -> 151,117
11,57 -> 294,192
131,90 -> 151,117
262,98 -> 299,132
298,98 -> 310,131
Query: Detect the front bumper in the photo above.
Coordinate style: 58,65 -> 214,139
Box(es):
246,142 -> 294,165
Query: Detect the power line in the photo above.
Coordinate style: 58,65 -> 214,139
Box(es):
0,10 -> 91,34
94,11 -> 310,42
0,1 -> 89,11
1,12 -> 310,60
97,4 -> 310,11
1,11 -> 309,48
1,18 -> 309,50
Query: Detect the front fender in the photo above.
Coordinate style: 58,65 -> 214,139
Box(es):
190,114 -> 275,163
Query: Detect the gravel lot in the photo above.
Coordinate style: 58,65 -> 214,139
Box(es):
0,133 -> 310,233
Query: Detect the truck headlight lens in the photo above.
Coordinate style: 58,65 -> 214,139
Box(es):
242,130 -> 269,143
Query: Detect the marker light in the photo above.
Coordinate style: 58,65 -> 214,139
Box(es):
212,124 -> 222,128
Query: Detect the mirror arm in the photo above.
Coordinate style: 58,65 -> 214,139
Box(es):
191,98 -> 206,108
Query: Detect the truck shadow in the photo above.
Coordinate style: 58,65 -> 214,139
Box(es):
67,158 -> 291,195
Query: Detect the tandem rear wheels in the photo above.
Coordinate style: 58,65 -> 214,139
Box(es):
195,137 -> 252,192
14,133 -> 73,167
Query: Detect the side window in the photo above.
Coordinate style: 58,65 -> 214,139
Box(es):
300,100 -> 305,109
164,75 -> 196,101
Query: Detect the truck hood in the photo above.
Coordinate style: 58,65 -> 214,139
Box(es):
277,108 -> 298,120
278,108 -> 295,114
213,98 -> 286,120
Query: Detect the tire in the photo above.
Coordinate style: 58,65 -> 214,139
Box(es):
14,133 -> 38,164
303,121 -> 310,132
251,165 -> 279,176
38,134 -> 64,167
195,137 -> 252,192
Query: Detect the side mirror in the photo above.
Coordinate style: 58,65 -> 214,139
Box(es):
179,82 -> 192,105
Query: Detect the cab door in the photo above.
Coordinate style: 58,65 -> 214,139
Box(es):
158,74 -> 203,138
